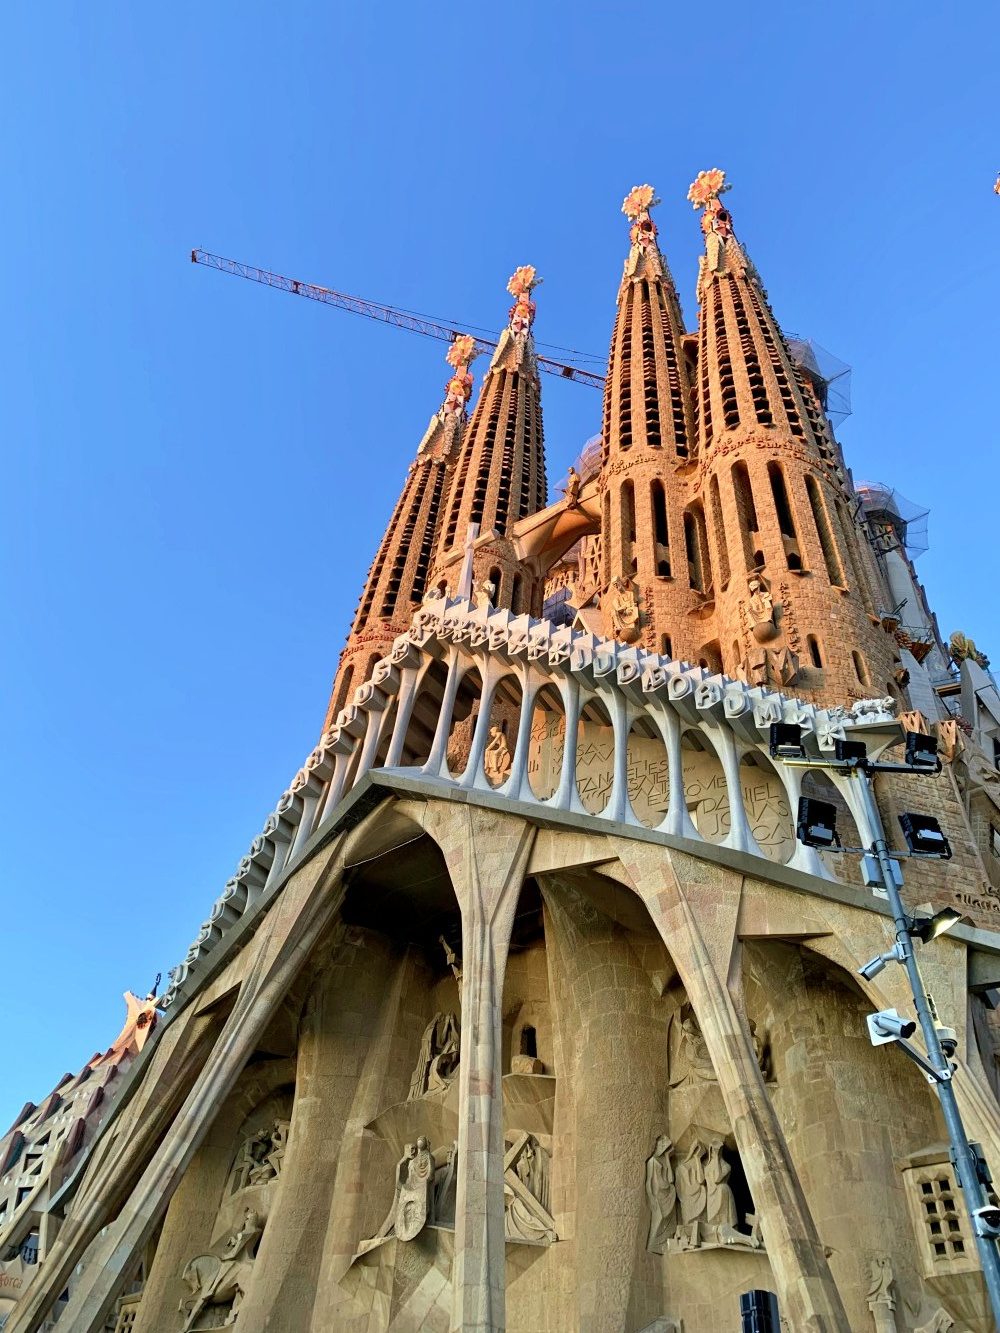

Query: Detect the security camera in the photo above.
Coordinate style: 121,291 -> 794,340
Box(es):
936,1026 -> 958,1058
972,1204 -> 1000,1238
867,1009 -> 917,1046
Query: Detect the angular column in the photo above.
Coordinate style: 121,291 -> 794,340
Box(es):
418,802 -> 536,1332
611,837 -> 851,1333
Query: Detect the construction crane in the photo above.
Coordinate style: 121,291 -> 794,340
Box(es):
191,249 -> 606,390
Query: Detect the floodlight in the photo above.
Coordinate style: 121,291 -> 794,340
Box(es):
905,731 -> 941,772
859,943 -> 905,981
910,907 -> 964,942
796,796 -> 839,849
973,1205 -> 1000,1239
769,723 -> 804,759
835,737 -> 868,763
898,812 -> 953,859
867,1008 -> 917,1046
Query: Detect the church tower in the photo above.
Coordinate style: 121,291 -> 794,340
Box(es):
597,185 -> 708,662
687,169 -> 895,703
324,337 -> 477,728
431,268 -> 547,614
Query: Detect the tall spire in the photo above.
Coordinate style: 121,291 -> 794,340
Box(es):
688,169 -> 896,704
595,185 -> 706,661
323,338 -> 478,728
432,268 -> 547,612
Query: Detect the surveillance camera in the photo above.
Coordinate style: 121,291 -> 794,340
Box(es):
867,1008 -> 917,1046
973,1204 -> 1000,1238
936,1026 -> 958,1058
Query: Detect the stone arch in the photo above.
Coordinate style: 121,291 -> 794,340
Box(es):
626,713 -> 671,829
680,729 -> 729,844
527,682 -> 565,802
738,749 -> 795,865
575,692 -> 615,815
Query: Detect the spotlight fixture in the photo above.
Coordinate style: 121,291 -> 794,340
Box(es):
898,812 -> 953,859
905,731 -> 941,773
909,906 -> 965,942
796,796 -> 839,849
769,723 -> 804,759
835,737 -> 868,764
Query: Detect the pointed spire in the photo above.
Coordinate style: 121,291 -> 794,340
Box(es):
323,338 -> 478,728
435,268 -> 547,563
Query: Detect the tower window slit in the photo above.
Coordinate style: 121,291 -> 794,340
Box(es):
640,282 -> 661,448
807,635 -> 823,668
732,462 -> 762,571
651,480 -> 670,577
381,466 -> 430,617
684,502 -> 712,594
709,474 -> 730,589
767,462 -> 802,569
805,474 -> 846,587
411,463 -> 447,601
657,298 -> 688,453
493,372 -> 517,533
510,573 -> 523,615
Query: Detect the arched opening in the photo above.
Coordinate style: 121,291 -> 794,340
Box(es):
767,462 -> 802,570
852,651 -> 870,686
739,750 -> 794,864
684,502 -> 712,595
732,462 -> 763,572
331,664 -> 355,721
621,480 -> 637,577
481,673 -> 522,788
519,1025 -> 538,1059
445,665 -> 484,778
805,474 -> 846,587
399,658 -> 451,766
626,715 -> 671,829
697,640 -> 723,675
651,480 -> 671,577
488,565 -> 503,606
527,683 -> 565,801
660,634 -> 672,658
709,474 -> 730,591
575,693 -> 615,815
807,635 -> 823,669
510,573 -> 524,615
680,731 -> 728,843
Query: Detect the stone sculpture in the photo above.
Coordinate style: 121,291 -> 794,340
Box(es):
179,1207 -> 262,1330
603,575 -> 641,643
359,1137 -> 458,1254
407,1013 -> 460,1100
645,1135 -> 677,1254
564,465 -> 581,506
483,726 -> 513,786
503,1133 -> 556,1245
865,1255 -> 898,1333
949,630 -> 990,669
230,1121 -> 289,1195
668,1005 -> 717,1087
745,574 -> 778,643
439,935 -> 462,984
648,1136 -> 764,1254
475,577 -> 495,609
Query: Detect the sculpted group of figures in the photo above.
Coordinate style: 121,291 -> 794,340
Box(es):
645,1134 -> 763,1255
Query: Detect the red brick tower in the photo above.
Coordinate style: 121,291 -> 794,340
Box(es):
323,337 -> 477,728
597,185 -> 711,663
431,268 -> 547,614
687,169 -> 895,703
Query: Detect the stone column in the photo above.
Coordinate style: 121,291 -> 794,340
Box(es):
418,802 -> 536,1333
612,838 -> 851,1333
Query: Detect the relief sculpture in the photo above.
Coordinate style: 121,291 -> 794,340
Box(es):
179,1207 -> 263,1330
408,1012 -> 460,1100
645,1134 -> 763,1255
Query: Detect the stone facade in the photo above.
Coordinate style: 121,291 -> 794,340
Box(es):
5,174 -> 1000,1333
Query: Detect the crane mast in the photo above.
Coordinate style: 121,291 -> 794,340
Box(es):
191,249 -> 606,390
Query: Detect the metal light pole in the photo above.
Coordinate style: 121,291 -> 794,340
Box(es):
850,768 -> 1000,1325
769,723 -> 1000,1329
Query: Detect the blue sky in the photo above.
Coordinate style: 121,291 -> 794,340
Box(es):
1,3 -> 998,1127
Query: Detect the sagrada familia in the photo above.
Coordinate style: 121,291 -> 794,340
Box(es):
4,171 -> 1000,1333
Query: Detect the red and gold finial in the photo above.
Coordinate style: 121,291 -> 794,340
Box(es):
687,168 -> 733,237
442,334 -> 478,416
622,183 -> 661,250
507,265 -> 541,336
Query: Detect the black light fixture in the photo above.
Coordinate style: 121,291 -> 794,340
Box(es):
769,722 -> 804,759
910,906 -> 965,942
898,812 -> 953,859
835,737 -> 868,763
796,796 -> 839,849
740,1289 -> 780,1333
906,731 -> 941,772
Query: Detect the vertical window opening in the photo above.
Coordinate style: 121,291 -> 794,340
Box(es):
767,462 -> 802,570
709,474 -> 730,590
806,474 -> 846,587
651,480 -> 670,577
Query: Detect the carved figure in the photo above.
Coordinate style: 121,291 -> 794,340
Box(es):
433,1140 -> 458,1227
603,575 -> 640,643
247,1120 -> 288,1187
850,696 -> 896,721
408,1012 -> 460,1100
504,1133 -> 556,1245
704,1138 -> 739,1237
866,1255 -> 898,1333
645,1135 -> 677,1254
439,935 -> 462,984
937,719 -> 964,764
676,1140 -> 707,1237
767,646 -> 800,688
745,574 -> 778,644
179,1207 -> 262,1330
395,1135 -> 436,1241
483,726 -> 513,786
475,577 -> 495,609
668,1005 -> 716,1087
914,1310 -> 954,1333
564,466 -> 581,506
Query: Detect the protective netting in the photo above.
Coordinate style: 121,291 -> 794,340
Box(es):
855,481 -> 930,559
786,334 -> 852,427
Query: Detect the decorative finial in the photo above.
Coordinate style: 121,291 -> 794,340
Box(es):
687,168 -> 733,240
442,334 -> 478,416
507,265 -> 541,336
622,183 -> 661,250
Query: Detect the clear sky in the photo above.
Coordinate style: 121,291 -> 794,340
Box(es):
2,3 -> 998,1128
